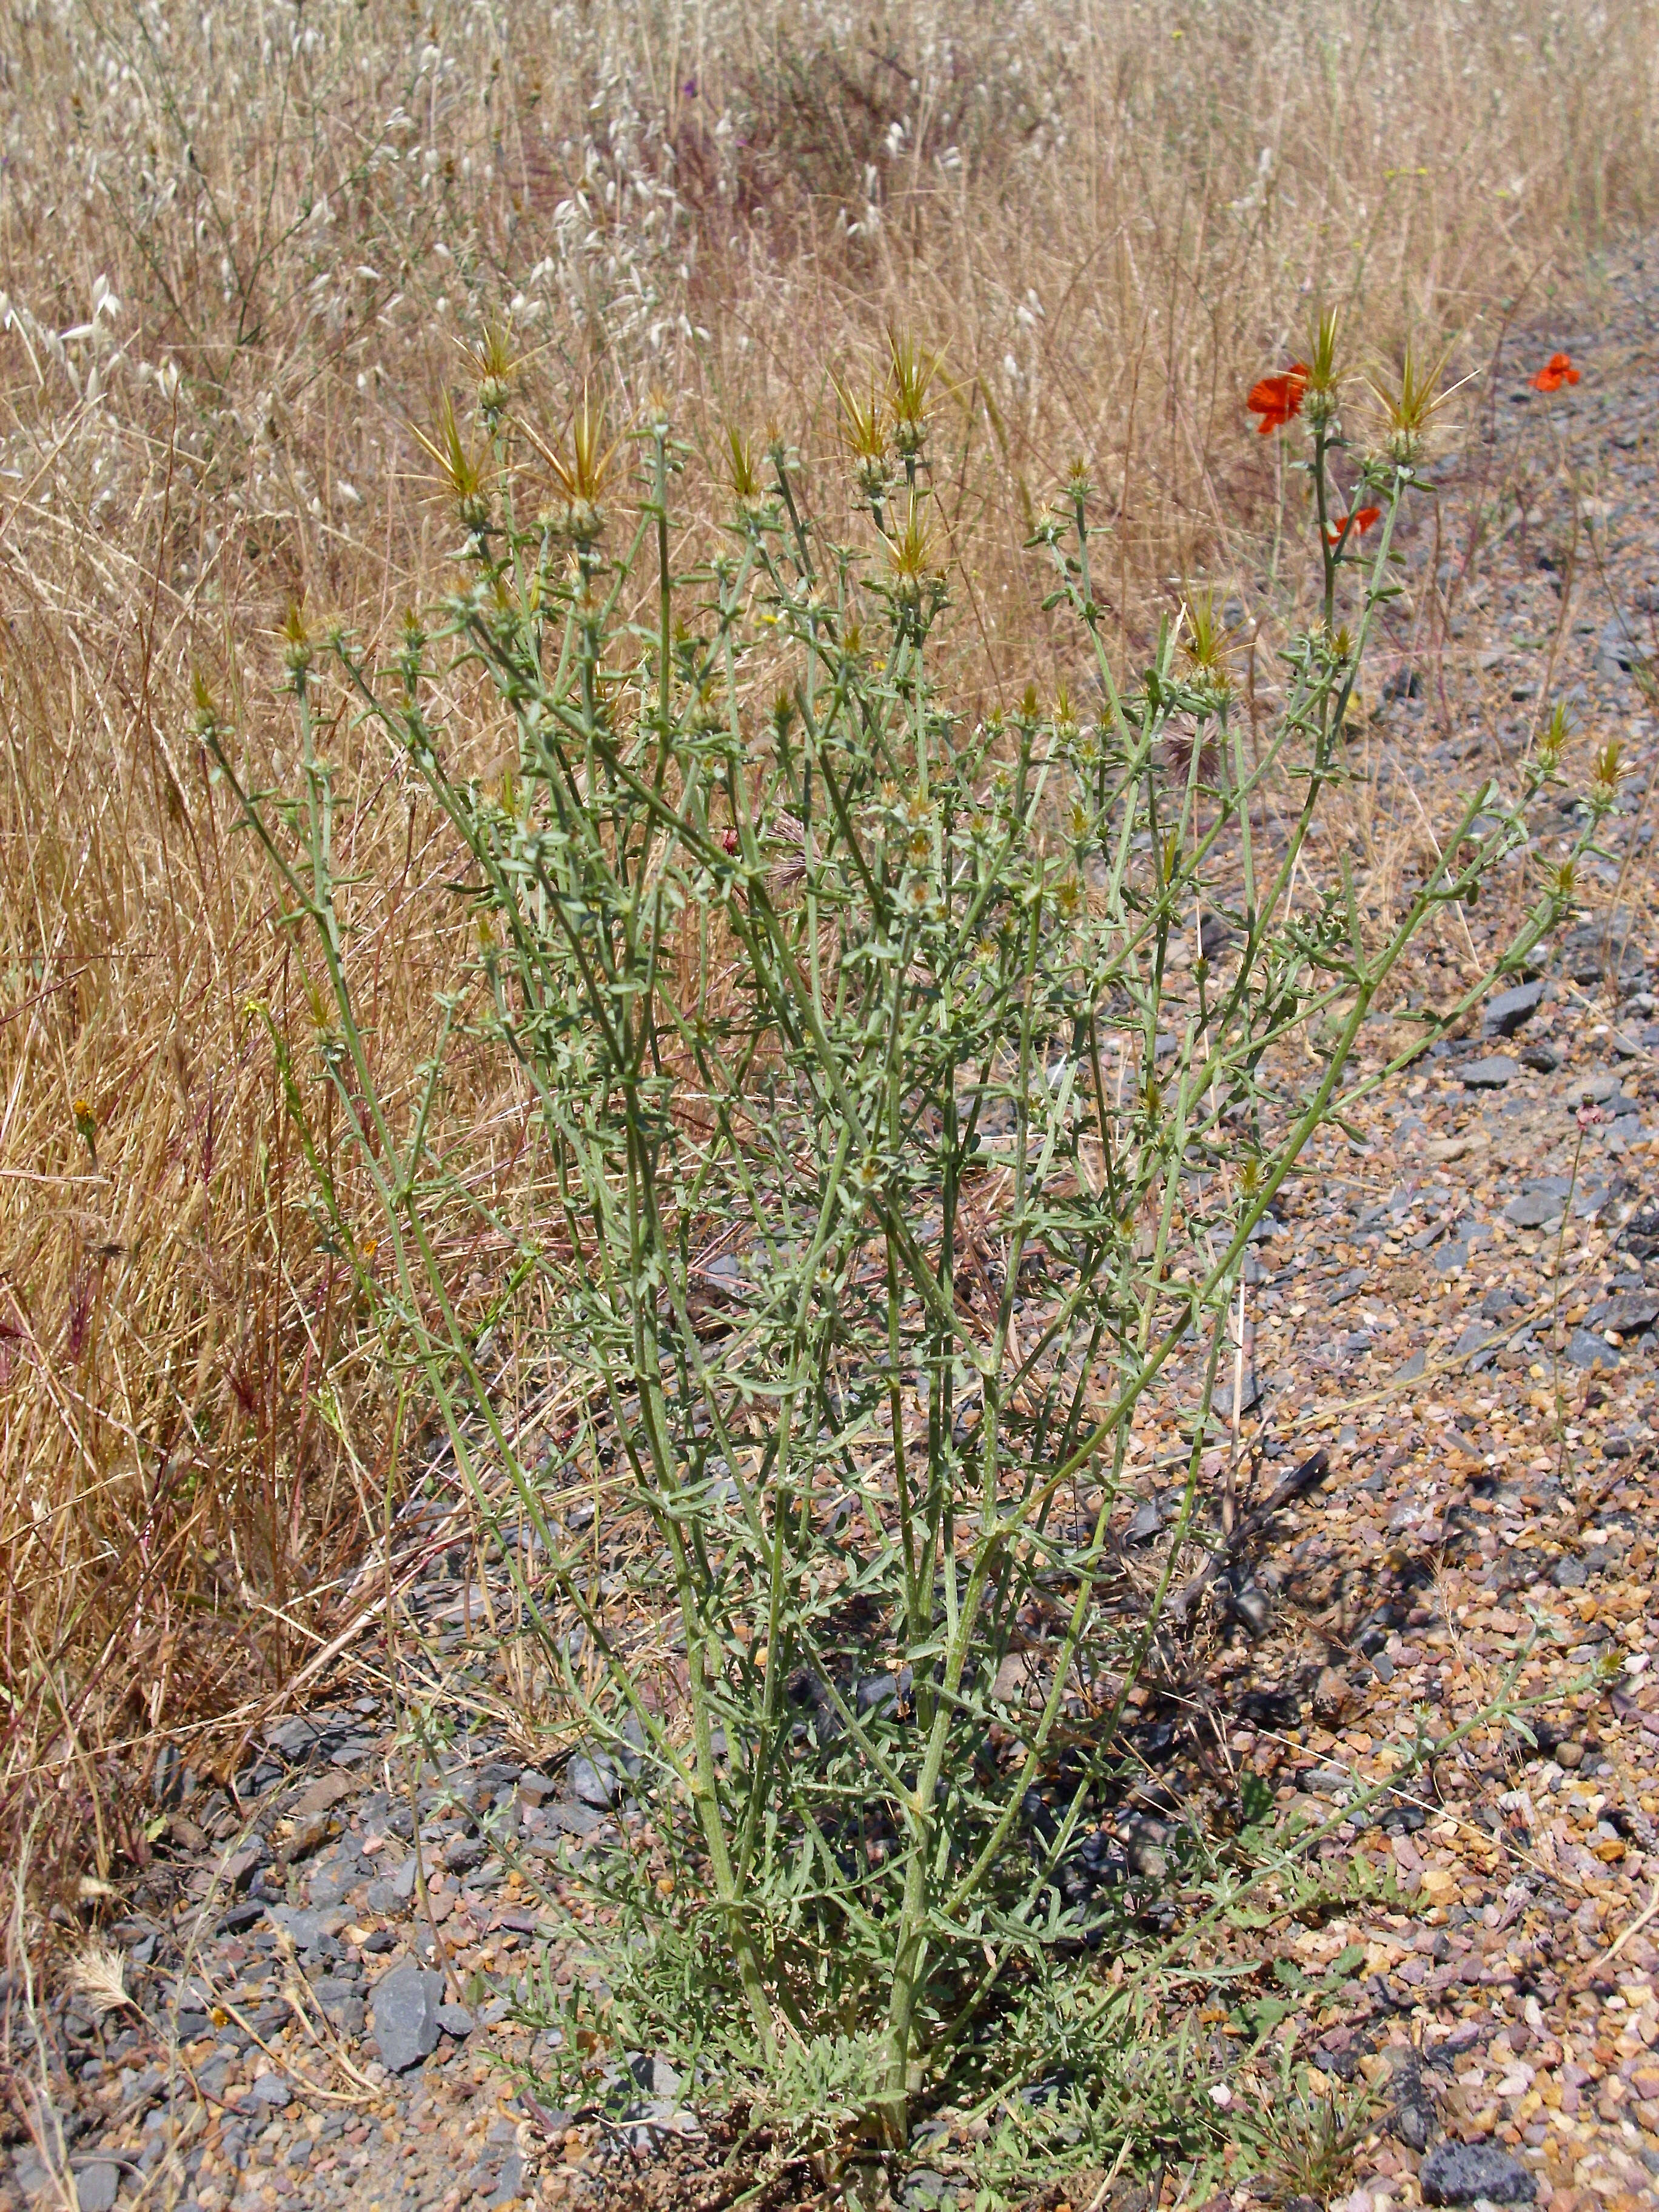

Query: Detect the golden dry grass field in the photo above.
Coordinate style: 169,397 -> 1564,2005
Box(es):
2,0 -> 1658,1886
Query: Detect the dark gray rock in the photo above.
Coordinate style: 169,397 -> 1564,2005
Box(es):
72,2165 -> 120,2212
613,2099 -> 702,2156
900,2173 -> 956,2210
1586,1290 -> 1659,1335
1419,2138 -> 1537,2204
854,1670 -> 913,1718
435,2001 -> 477,2037
1566,1326 -> 1620,1369
243,2073 -> 292,2111
486,2154 -> 527,2207
1124,1496 -> 1165,1544
265,1717 -> 318,1759
557,1799 -> 605,1836
566,1752 -> 623,1809
631,2054 -> 683,2099
1386,2050 -> 1438,2153
370,1962 -> 444,2073
220,1845 -> 266,1894
1484,979 -> 1545,1036
1595,615 -> 1646,682
1574,1070 -> 1625,1104
263,1906 -> 323,1951
1504,1191 -> 1564,1229
1561,920 -> 1643,984
1460,1055 -> 1518,1088
12,2153 -> 49,2199
1221,1579 -> 1272,1637
516,1770 -> 557,1807
1521,1042 -> 1562,1073
308,1857 -> 363,1909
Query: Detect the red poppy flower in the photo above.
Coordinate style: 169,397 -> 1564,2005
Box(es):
1247,361 -> 1310,434
1326,504 -> 1382,545
1530,352 -> 1580,393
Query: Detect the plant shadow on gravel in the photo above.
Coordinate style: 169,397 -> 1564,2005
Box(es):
218,326 -> 1609,2205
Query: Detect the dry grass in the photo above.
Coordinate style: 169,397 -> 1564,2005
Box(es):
1,0 -> 1656,1885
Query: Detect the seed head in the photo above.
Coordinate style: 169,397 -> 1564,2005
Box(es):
885,502 -> 939,606
833,366 -> 889,504
886,330 -> 940,461
460,318 -> 522,422
523,389 -> 622,544
1181,590 -> 1235,710
281,599 -> 313,679
191,666 -> 222,736
725,425 -> 765,515
1366,343 -> 1457,469
1300,306 -> 1344,430
1534,700 -> 1571,781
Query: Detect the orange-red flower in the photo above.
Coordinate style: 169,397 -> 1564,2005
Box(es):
1326,504 -> 1382,545
1530,351 -> 1580,393
1247,361 -> 1310,434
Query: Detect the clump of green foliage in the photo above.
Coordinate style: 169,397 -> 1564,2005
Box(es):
222,327 -> 1586,2200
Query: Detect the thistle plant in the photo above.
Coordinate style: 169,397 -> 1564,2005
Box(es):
218,333 -> 1591,2187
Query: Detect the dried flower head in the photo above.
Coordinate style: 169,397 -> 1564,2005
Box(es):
191,665 -> 222,736
885,501 -> 940,610
1535,700 -> 1571,780
833,367 -> 889,503
69,1942 -> 135,2020
1591,737 -> 1626,807
724,425 -> 765,514
1181,589 -> 1235,714
1366,344 -> 1458,468
522,389 -> 622,543
1300,306 -> 1344,428
411,392 -> 490,527
459,318 -> 522,419
887,330 -> 940,461
280,598 -> 313,678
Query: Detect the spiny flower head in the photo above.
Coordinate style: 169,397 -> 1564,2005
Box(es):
460,318 -> 523,421
725,425 -> 765,516
887,330 -> 940,460
412,390 -> 491,528
1366,344 -> 1456,469
833,367 -> 889,502
281,598 -> 313,679
523,389 -> 622,543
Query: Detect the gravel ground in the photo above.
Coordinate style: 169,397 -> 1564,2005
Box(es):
10,252 -> 1659,2212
